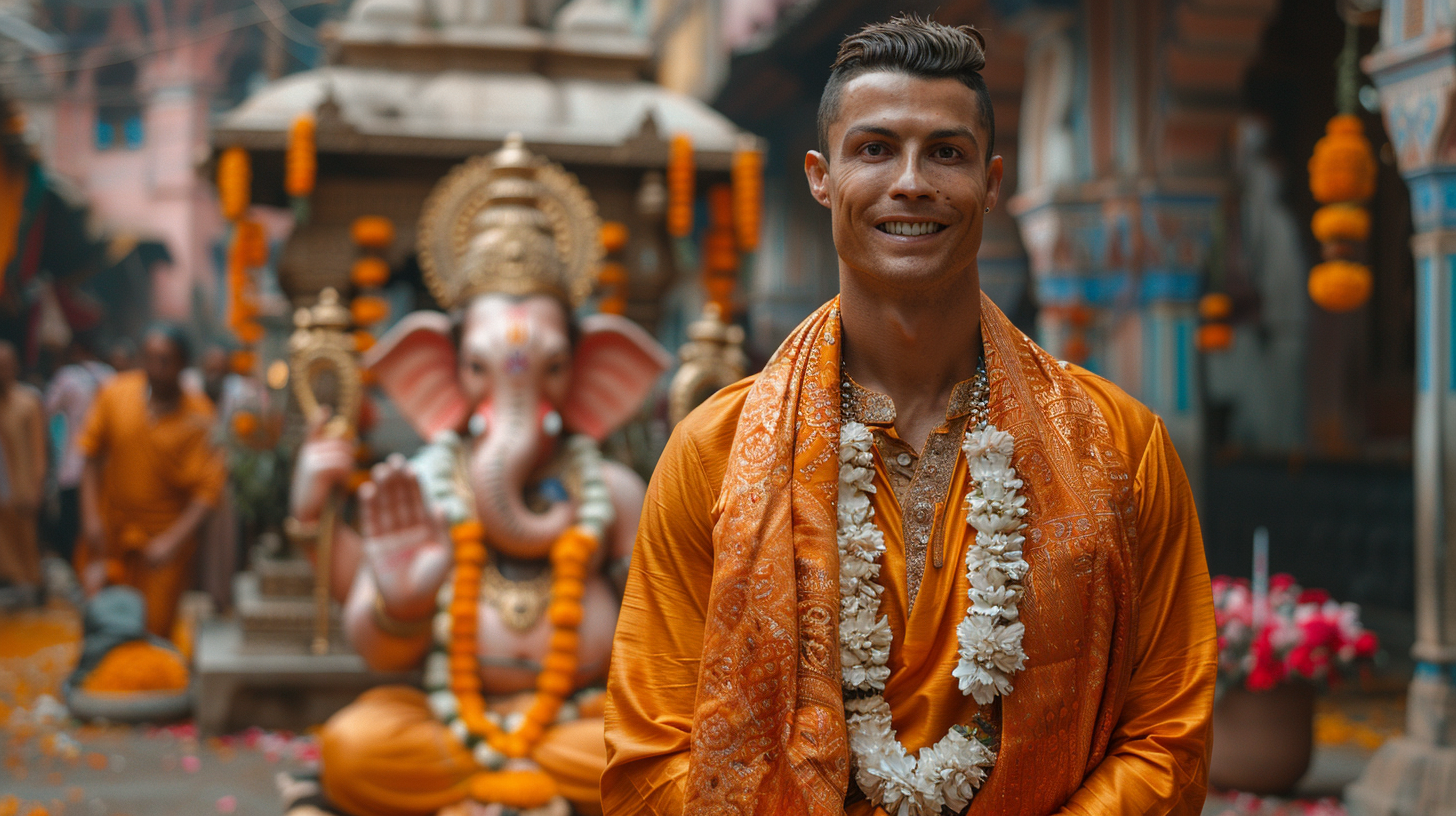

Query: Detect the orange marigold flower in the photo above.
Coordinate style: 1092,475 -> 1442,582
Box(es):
351,216 -> 396,250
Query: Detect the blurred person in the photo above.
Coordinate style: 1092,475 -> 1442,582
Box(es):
77,324 -> 225,637
0,340 -> 46,602
603,16 -> 1214,816
106,339 -> 137,373
198,344 -> 230,405
44,337 -> 114,563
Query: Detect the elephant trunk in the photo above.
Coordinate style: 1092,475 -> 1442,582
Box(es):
467,393 -> 574,559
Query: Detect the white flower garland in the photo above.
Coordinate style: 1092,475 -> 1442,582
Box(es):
837,374 -> 1029,816
418,433 -> 614,770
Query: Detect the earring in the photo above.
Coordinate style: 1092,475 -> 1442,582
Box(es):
984,207 -> 990,212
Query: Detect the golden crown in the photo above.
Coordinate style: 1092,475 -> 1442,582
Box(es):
417,134 -> 601,310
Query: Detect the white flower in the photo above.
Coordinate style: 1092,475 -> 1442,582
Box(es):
836,380 -> 1020,816
427,690 -> 458,720
423,651 -> 450,689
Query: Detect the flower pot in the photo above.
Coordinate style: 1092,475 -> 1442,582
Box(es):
1209,680 -> 1315,795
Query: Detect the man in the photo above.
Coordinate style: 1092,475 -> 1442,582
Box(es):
44,338 -> 114,564
78,325 -> 225,638
602,16 -> 1215,816
0,340 -> 46,602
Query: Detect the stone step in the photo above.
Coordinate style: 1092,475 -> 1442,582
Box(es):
252,553 -> 316,599
234,571 -> 344,651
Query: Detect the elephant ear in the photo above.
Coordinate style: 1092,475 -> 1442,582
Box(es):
363,311 -> 469,441
564,314 -> 673,441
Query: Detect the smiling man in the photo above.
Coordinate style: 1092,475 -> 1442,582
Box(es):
603,16 -> 1216,816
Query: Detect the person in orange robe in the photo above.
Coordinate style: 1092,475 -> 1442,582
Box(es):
77,326 -> 225,638
0,341 -> 46,596
602,17 -> 1216,816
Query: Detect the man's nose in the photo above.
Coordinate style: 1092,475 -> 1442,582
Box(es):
887,153 -> 935,199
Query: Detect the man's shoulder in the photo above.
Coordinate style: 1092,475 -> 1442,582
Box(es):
1056,361 -> 1163,467
664,373 -> 760,494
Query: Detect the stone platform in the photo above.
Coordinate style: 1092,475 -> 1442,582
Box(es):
194,564 -> 419,735
195,617 -> 419,734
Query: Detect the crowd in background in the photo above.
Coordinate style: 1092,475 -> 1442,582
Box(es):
0,328 -> 238,641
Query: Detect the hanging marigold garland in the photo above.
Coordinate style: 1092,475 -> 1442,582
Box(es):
349,216 -> 394,349
218,145 -> 264,375
597,222 -> 629,315
1307,22 -> 1375,313
703,184 -> 738,317
731,138 -> 762,252
1195,292 -> 1234,353
286,114 -> 316,223
666,134 -> 694,238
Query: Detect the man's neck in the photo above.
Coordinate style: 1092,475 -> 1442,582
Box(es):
148,381 -> 181,414
838,267 -> 983,452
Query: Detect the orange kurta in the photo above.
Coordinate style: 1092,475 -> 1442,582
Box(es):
602,297 -> 1216,815
77,370 -> 225,636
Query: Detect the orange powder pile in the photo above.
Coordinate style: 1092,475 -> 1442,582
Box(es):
80,641 -> 188,694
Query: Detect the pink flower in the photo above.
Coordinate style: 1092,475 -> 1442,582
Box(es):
1247,661 -> 1284,691
1354,632 -> 1378,659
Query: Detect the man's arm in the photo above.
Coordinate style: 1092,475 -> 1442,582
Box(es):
1053,417 -> 1217,816
601,427 -> 718,816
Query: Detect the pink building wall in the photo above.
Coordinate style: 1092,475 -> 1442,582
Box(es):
35,13 -> 232,323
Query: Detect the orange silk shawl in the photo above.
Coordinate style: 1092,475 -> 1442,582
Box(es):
684,295 -> 1140,814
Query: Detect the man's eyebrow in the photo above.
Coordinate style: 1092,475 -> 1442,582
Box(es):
929,126 -> 980,146
844,125 -> 898,140
843,124 -> 981,146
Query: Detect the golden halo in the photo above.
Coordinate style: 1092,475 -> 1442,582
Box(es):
417,144 -> 602,310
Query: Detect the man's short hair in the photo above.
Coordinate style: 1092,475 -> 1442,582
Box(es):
817,15 -> 995,162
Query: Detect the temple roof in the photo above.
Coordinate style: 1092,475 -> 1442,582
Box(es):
213,0 -> 751,169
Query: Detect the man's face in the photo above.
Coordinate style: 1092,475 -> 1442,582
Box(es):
142,334 -> 184,397
806,71 -> 1003,292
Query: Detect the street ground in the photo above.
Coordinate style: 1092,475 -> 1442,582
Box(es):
1,603 -> 1411,816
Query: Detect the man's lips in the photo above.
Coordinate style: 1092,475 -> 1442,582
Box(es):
875,220 -> 948,237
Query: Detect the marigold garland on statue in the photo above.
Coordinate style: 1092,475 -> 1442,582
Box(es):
419,434 -> 613,807
837,363 -> 1028,816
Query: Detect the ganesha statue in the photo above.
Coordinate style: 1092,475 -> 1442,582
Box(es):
287,136 -> 671,816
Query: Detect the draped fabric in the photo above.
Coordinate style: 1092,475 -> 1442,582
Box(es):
603,294 -> 1217,815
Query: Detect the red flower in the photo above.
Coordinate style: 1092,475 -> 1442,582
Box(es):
1247,660 -> 1285,691
1354,631 -> 1378,659
1300,618 -> 1341,650
1271,573 -> 1297,592
1298,588 -> 1331,604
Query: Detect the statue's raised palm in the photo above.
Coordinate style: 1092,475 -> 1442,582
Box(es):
358,455 -> 451,621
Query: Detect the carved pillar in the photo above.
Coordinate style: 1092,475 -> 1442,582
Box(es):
1347,23 -> 1456,813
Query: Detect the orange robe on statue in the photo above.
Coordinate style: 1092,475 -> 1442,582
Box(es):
602,295 -> 1217,815
76,370 -> 225,637
319,687 -> 609,816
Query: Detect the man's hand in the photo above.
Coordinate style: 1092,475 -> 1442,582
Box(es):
81,516 -> 105,559
81,560 -> 107,596
291,411 -> 357,523
359,455 -> 451,623
143,530 -> 185,567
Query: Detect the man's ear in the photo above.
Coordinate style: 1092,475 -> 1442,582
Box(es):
805,150 -> 832,209
985,155 -> 1005,212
